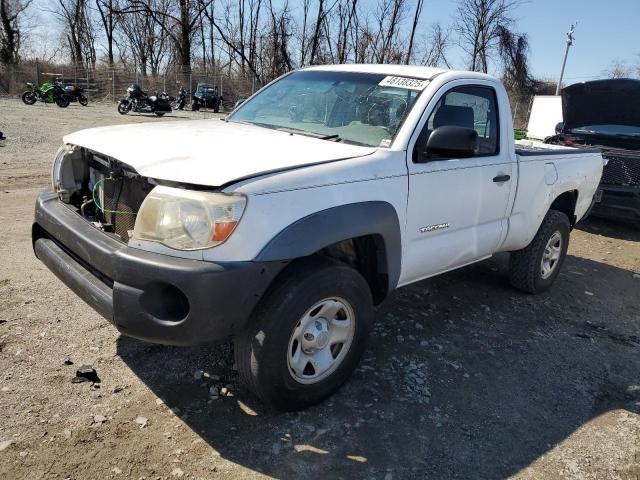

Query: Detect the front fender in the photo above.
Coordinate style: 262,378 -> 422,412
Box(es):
255,201 -> 402,291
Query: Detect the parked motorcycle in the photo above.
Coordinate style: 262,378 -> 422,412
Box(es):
117,84 -> 172,117
21,81 -> 70,108
63,84 -> 88,106
172,87 -> 187,110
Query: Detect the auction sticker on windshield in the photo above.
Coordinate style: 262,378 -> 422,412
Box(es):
378,76 -> 429,91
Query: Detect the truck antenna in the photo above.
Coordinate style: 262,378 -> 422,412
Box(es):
555,22 -> 577,95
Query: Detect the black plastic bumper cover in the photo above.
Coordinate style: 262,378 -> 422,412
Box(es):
33,190 -> 285,346
590,186 -> 640,225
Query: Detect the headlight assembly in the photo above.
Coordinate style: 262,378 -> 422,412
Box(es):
51,144 -> 72,192
132,186 -> 247,250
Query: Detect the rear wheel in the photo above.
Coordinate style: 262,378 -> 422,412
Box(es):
155,111 -> 166,117
79,95 -> 88,106
21,91 -> 36,105
235,257 -> 373,410
509,210 -> 570,293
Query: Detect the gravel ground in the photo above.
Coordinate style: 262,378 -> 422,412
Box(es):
0,98 -> 639,480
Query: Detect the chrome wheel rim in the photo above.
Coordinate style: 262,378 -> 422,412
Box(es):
541,231 -> 562,279
287,297 -> 355,385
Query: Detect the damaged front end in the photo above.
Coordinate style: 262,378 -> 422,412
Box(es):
52,145 -> 154,243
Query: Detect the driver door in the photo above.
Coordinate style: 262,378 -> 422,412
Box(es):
400,81 -> 514,285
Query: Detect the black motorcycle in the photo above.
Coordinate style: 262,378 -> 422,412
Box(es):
117,84 -> 172,117
63,84 -> 88,106
172,87 -> 187,110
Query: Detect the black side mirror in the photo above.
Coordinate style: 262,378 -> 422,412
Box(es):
423,126 -> 478,160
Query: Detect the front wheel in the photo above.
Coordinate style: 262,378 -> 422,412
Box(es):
509,210 -> 570,293
154,111 -> 166,117
21,91 -> 36,105
117,100 -> 130,115
55,95 -> 70,108
235,257 -> 373,411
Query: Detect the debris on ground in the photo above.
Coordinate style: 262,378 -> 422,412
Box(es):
0,440 -> 13,451
71,364 -> 100,384
92,415 -> 107,425
135,416 -> 148,428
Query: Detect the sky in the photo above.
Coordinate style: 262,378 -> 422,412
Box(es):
423,0 -> 640,81
31,0 -> 640,82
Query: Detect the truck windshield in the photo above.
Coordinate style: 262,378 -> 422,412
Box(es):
228,70 -> 426,147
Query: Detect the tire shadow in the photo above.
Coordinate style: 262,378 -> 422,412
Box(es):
117,253 -> 640,479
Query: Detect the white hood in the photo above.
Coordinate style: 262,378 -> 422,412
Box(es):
64,119 -> 376,187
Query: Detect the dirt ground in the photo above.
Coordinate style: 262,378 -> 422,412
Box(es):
0,97 -> 639,480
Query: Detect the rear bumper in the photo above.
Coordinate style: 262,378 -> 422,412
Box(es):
590,185 -> 640,225
33,190 -> 285,346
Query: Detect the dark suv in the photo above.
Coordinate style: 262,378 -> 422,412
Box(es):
192,83 -> 222,112
547,79 -> 640,228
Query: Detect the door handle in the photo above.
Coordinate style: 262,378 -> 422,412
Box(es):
493,174 -> 511,183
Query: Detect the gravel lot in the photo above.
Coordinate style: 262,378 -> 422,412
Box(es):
0,97 -> 639,480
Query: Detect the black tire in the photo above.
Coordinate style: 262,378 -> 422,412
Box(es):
21,91 -> 36,105
509,210 -> 570,294
235,257 -> 373,411
79,95 -> 88,106
155,111 -> 166,117
117,101 -> 130,115
55,95 -> 70,108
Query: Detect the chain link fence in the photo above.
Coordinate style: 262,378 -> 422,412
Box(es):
1,62 -> 537,128
0,63 -> 258,110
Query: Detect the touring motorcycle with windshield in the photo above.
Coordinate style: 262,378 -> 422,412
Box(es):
117,84 -> 172,117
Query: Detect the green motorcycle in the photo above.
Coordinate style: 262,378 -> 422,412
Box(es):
21,81 -> 70,108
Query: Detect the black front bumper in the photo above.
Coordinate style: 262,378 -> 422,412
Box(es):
33,190 -> 285,346
590,185 -> 640,226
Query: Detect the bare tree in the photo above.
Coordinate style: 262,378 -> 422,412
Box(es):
421,22 -> 450,67
56,0 -> 97,67
497,24 -> 532,93
405,0 -> 423,64
118,0 -> 170,75
455,0 -> 519,72
0,0 -> 31,64
121,0 -> 212,74
604,59 -> 633,79
204,0 -> 264,84
95,0 -> 118,66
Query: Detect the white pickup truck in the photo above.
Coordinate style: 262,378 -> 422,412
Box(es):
33,64 -> 603,409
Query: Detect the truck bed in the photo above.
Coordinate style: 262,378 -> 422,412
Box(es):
515,140 -> 601,157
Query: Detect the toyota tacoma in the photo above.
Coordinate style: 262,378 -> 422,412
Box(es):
33,65 -> 604,410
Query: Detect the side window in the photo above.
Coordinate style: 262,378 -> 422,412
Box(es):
414,85 -> 500,161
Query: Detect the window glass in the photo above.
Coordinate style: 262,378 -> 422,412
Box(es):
418,85 -> 499,158
230,71 -> 424,147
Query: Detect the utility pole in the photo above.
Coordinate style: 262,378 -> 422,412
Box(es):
556,22 -> 577,95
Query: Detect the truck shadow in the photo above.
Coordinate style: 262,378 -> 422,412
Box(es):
577,216 -> 640,242
117,253 -> 640,479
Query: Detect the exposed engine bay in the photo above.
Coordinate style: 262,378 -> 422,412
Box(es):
54,147 -> 154,242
